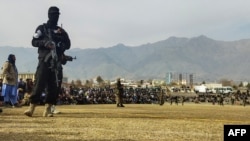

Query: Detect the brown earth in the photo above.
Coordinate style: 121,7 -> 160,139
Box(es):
0,103 -> 249,141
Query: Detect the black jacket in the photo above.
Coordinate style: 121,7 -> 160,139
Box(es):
32,23 -> 71,60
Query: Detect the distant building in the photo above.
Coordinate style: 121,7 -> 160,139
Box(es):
152,79 -> 165,87
242,81 -> 248,87
18,73 -> 35,81
1,72 -> 69,83
180,79 -> 187,85
205,83 -> 222,89
166,72 -> 173,84
0,72 -> 35,81
166,72 -> 194,86
62,77 -> 68,83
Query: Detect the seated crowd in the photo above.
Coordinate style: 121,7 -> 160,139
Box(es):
21,85 -> 250,106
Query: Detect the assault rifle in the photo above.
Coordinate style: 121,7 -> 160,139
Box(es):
61,54 -> 76,65
44,29 -> 59,87
64,55 -> 76,62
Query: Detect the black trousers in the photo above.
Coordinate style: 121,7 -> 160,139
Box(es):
30,60 -> 61,104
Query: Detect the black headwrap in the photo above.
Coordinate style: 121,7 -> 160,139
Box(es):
47,6 -> 60,28
8,54 -> 15,65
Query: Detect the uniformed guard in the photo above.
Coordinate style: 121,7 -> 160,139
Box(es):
116,78 -> 125,107
242,94 -> 247,107
180,96 -> 185,106
158,87 -> 165,106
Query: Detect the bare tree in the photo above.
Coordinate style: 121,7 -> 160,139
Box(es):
96,75 -> 104,86
219,79 -> 233,86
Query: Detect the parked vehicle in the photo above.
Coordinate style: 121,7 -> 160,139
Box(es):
212,86 -> 233,94
194,85 -> 207,93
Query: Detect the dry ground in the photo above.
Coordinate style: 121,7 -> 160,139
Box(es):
0,103 -> 250,141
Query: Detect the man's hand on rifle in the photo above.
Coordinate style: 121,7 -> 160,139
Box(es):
44,40 -> 56,49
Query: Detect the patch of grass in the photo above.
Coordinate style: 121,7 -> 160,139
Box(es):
0,103 -> 249,141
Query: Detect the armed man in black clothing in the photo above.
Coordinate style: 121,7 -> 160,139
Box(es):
24,6 -> 71,117
116,78 -> 125,107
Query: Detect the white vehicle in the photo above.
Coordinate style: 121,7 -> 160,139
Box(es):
194,85 -> 207,93
212,86 -> 233,94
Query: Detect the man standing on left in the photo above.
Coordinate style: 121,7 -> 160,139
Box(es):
1,54 -> 20,108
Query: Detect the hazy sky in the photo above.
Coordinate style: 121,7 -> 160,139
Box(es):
1,0 -> 250,49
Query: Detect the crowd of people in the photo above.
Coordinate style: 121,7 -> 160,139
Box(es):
1,73 -> 250,109
56,85 -> 162,105
195,90 -> 250,106
18,81 -> 249,107
1,77 -> 250,115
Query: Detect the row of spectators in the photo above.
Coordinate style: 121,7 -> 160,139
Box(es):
53,85 -> 250,106
56,86 -> 163,105
7,78 -> 249,106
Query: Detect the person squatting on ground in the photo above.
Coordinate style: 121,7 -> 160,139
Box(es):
1,54 -> 21,108
116,78 -> 125,107
170,96 -> 178,105
24,6 -> 71,117
21,79 -> 33,106
17,78 -> 26,103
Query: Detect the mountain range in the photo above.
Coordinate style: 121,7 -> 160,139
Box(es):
1,35 -> 250,82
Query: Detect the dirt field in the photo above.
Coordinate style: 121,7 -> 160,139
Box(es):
0,103 -> 249,141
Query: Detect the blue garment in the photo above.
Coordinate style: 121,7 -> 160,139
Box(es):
1,84 -> 18,104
